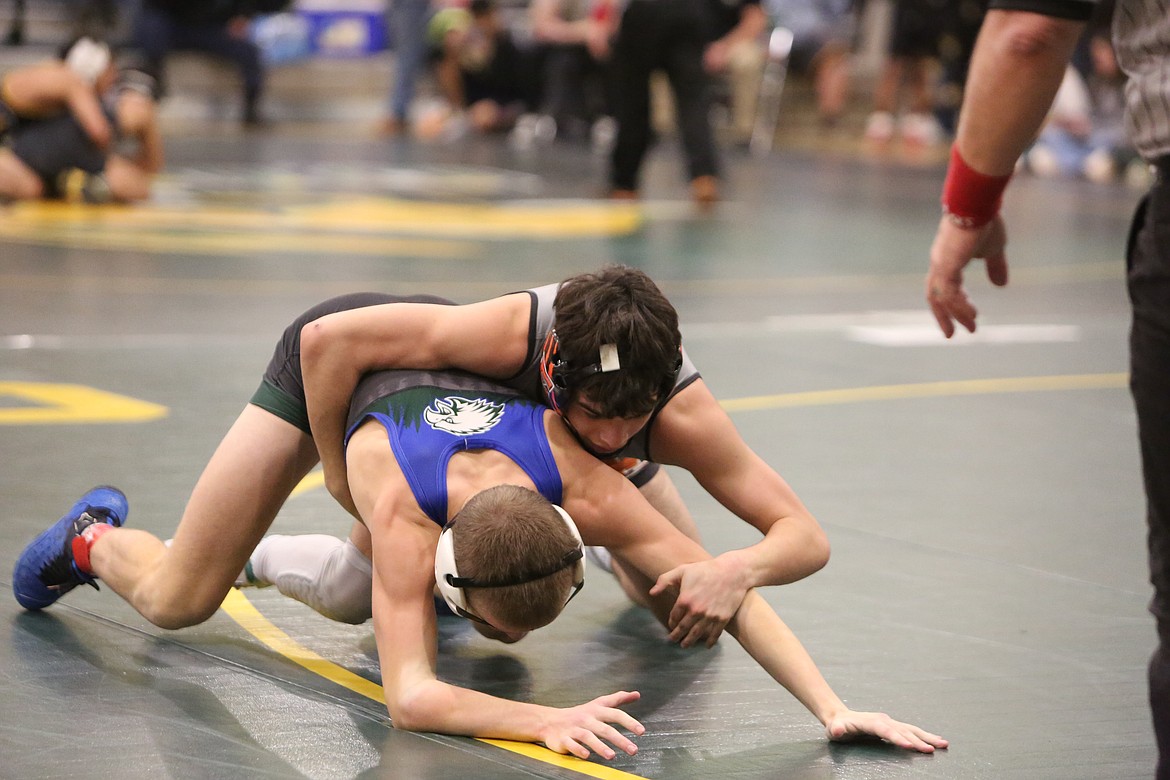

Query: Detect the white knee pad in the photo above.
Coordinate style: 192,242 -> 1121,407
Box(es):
251,535 -> 373,625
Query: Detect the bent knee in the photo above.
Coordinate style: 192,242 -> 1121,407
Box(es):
275,573 -> 372,625
134,585 -> 225,630
315,598 -> 372,625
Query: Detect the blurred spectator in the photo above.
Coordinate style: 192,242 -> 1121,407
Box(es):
415,0 -> 539,140
0,50 -> 112,148
609,0 -> 720,209
381,0 -> 435,135
529,0 -> 617,143
74,0 -> 121,38
932,0 -> 986,136
132,0 -> 286,127
5,0 -> 25,45
701,0 -> 768,145
1023,34 -> 1132,184
1021,0 -> 1137,184
863,0 -> 945,147
0,40 -> 163,203
766,0 -> 856,126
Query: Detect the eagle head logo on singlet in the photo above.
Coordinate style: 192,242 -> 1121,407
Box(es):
423,396 -> 505,435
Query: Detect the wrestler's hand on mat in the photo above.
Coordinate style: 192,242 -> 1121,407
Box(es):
825,709 -> 949,753
650,556 -> 748,648
926,213 -> 1008,337
539,690 -> 645,760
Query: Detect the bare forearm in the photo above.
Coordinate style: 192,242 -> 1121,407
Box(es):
392,678 -> 550,737
718,514 -> 830,589
957,10 -> 1084,175
727,590 -> 845,725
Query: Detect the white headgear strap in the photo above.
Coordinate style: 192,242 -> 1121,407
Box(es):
66,38 -> 112,85
434,504 -> 586,619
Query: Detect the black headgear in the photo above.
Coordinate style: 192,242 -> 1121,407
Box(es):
538,329 -> 682,415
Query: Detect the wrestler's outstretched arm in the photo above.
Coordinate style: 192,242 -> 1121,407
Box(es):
552,420 -> 948,754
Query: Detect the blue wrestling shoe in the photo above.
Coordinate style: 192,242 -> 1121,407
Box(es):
12,486 -> 128,610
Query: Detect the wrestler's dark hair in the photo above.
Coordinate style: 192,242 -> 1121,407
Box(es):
553,265 -> 682,418
453,485 -> 578,630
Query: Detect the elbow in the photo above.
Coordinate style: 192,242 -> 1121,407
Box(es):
388,704 -> 422,733
299,318 -> 325,361
300,315 -> 343,372
386,685 -> 441,733
808,527 -> 830,574
386,693 -> 422,733
792,516 -> 830,577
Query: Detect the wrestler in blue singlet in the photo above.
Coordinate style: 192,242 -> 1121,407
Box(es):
345,369 -> 563,525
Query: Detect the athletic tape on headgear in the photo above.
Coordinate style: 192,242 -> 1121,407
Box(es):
539,329 -> 683,414
65,38 -> 112,85
434,504 -> 586,621
540,330 -> 626,413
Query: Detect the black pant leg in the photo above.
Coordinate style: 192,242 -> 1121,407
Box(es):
609,1 -> 659,191
1127,171 -> 1170,779
661,1 -> 719,181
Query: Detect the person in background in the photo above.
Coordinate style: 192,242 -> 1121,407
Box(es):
529,0 -> 617,145
416,0 -> 539,140
608,0 -> 721,208
863,0 -> 946,146
701,0 -> 768,146
931,0 -> 986,137
922,0 -> 1170,774
0,54 -> 111,148
132,0 -> 276,127
0,39 -> 162,203
380,0 -> 434,136
766,0 -> 857,127
1023,3 -> 1132,184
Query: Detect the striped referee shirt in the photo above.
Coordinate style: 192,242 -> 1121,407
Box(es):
990,0 -> 1170,161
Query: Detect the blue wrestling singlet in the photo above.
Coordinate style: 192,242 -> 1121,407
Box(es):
346,371 -> 563,525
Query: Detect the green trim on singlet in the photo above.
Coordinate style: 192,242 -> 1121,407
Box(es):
250,379 -> 311,434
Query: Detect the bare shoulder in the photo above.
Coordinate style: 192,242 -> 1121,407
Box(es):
651,379 -> 758,474
651,379 -> 723,442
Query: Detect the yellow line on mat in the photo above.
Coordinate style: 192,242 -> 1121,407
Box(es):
719,373 -> 1129,412
219,589 -> 649,780
220,589 -> 385,702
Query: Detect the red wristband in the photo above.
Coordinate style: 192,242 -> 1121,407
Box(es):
941,144 -> 1012,229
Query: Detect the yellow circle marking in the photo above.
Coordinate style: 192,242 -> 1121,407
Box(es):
220,371 -> 1128,778
0,198 -> 643,256
0,382 -> 168,425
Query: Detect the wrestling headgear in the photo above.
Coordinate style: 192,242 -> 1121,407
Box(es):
538,329 -> 683,415
434,504 -> 586,624
64,37 -> 112,85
